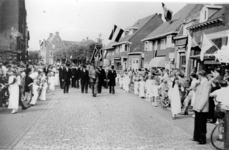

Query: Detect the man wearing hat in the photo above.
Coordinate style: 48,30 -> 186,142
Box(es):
80,65 -> 89,93
192,70 -> 211,145
62,63 -> 72,94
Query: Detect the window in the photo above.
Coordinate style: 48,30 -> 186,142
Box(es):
145,42 -> 148,51
125,45 -> 128,51
160,39 -> 166,49
136,60 -> 138,64
154,41 -> 157,51
52,44 -> 55,49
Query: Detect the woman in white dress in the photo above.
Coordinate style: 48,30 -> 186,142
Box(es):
138,76 -> 145,98
169,78 -> 181,120
125,74 -> 130,92
8,71 -> 19,114
30,79 -> 39,106
48,72 -> 55,92
54,67 -> 59,86
40,79 -> 48,101
151,79 -> 160,107
145,75 -> 153,102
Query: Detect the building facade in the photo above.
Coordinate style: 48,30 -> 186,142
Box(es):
0,0 -> 29,62
186,4 -> 229,75
104,13 -> 163,71
142,4 -> 203,71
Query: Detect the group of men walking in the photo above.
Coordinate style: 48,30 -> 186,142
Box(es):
58,63 -> 117,97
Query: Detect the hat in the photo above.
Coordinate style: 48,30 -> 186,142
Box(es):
198,70 -> 206,77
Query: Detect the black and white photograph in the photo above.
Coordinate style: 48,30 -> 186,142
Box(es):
1,0 -> 229,149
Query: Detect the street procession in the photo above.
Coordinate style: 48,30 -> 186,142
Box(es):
1,0 -> 229,150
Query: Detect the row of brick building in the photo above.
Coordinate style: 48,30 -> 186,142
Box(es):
0,0 -> 30,62
103,4 -> 229,76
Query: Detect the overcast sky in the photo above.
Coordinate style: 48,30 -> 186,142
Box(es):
25,0 -> 186,50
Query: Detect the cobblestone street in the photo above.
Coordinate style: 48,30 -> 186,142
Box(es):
1,87 -> 215,150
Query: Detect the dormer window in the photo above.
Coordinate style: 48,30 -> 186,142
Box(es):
200,7 -> 208,23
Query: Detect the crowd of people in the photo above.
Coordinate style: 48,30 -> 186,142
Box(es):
116,67 -> 229,145
2,60 -> 229,145
0,61 -> 117,114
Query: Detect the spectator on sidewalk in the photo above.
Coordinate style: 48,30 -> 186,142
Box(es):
192,70 -> 211,145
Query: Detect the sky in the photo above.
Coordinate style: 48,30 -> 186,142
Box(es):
25,0 -> 187,50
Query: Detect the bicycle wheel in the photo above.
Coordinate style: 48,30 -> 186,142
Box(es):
211,122 -> 225,150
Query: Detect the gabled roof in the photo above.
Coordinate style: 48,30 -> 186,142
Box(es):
117,14 -> 157,43
142,4 -> 203,41
188,4 -> 227,30
132,43 -> 144,52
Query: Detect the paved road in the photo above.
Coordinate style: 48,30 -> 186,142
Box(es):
2,86 -> 215,150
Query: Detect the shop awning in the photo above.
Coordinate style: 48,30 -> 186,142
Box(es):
149,57 -> 165,68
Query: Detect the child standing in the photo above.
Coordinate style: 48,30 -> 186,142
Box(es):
138,76 -> 145,99
48,72 -> 55,92
145,75 -> 153,102
30,79 -> 39,106
151,79 -> 160,107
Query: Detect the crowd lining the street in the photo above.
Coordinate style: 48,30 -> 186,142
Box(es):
1,60 -> 229,145
116,67 -> 229,145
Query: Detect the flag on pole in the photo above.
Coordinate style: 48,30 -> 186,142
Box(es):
103,49 -> 108,58
90,45 -> 103,63
200,33 -> 219,61
109,25 -> 124,42
162,3 -> 173,22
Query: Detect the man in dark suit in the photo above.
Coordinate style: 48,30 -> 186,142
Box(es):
58,64 -> 64,89
80,65 -> 89,93
62,63 -> 72,93
71,65 -> 77,88
108,65 -> 117,94
43,64 -> 49,76
98,66 -> 106,94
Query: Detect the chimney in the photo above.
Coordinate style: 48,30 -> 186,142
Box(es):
50,33 -> 53,37
56,32 -> 59,36
158,13 -> 162,19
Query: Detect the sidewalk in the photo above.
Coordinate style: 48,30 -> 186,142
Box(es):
0,88 -> 62,150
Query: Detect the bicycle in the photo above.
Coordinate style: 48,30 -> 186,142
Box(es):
211,121 -> 225,150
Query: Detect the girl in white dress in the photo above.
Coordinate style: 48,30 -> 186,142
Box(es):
138,76 -> 145,98
8,71 -> 19,114
54,68 -> 59,86
145,75 -> 153,102
48,72 -> 55,92
40,79 -> 48,101
134,75 -> 139,95
30,79 -> 39,106
119,74 -> 124,89
169,78 -> 181,119
125,74 -> 131,92
151,79 -> 160,107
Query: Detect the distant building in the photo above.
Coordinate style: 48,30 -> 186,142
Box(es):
0,0 -> 29,62
39,32 -> 79,64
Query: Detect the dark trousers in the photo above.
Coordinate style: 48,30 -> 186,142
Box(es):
59,78 -> 63,89
76,80 -> 79,89
81,81 -> 88,93
72,78 -> 76,88
109,86 -> 115,94
193,111 -> 208,143
98,83 -> 102,93
19,86 -> 26,109
208,97 -> 216,122
63,83 -> 69,93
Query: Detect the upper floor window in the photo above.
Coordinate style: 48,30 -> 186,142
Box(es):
145,42 -> 148,51
160,39 -> 166,49
200,7 -> 208,23
125,45 -> 128,51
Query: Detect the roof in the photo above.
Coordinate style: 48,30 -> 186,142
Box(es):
104,42 -> 116,50
118,14 -> 157,43
63,41 -> 80,46
132,43 -> 144,52
188,4 -> 227,30
143,4 -> 204,41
